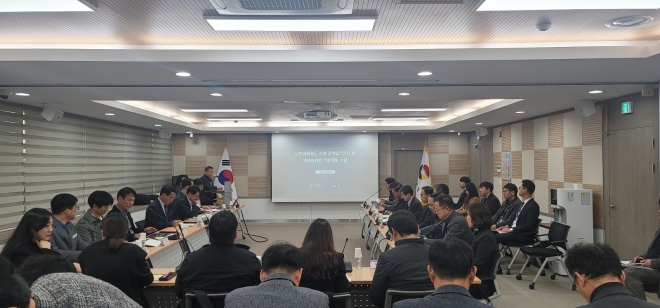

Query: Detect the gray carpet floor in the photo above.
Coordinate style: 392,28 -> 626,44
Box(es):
235,221 -> 660,308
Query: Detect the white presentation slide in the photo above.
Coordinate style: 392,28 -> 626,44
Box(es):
271,134 -> 379,202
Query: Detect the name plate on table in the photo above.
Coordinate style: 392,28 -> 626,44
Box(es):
161,238 -> 170,246
181,228 -> 188,237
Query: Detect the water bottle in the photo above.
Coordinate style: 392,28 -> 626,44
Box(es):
197,216 -> 204,228
355,248 -> 363,271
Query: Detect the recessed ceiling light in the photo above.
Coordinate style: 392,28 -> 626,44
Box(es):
181,109 -> 248,113
15,93 -> 29,96
449,130 -> 455,132
372,117 -> 428,121
589,90 -> 603,94
606,16 -> 654,28
154,124 -> 162,127
478,0 -> 660,11
105,113 -> 115,116
204,17 -> 377,32
0,0 -> 96,12
176,72 -> 191,77
417,71 -> 433,76
362,131 -> 368,133
476,123 -> 483,125
210,93 -> 223,96
516,111 -> 525,114
381,108 -> 447,112
398,92 -> 410,96
207,118 -> 262,121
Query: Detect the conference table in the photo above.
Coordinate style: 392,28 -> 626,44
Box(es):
362,207 -> 395,252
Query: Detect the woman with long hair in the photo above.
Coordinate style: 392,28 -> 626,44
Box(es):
299,218 -> 350,296
457,182 -> 480,215
78,213 -> 153,308
466,202 -> 499,299
1,208 -> 60,267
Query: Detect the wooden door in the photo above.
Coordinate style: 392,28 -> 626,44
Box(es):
606,127 -> 657,257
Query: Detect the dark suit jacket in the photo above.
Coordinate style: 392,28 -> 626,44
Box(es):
456,191 -> 468,210
79,239 -> 154,308
384,198 -> 408,212
175,191 -> 187,201
578,282 -> 660,308
423,211 -> 473,245
108,206 -> 143,242
407,197 -> 423,216
511,198 -> 540,234
492,198 -> 523,228
8,242 -> 60,267
299,253 -> 350,295
416,206 -> 437,227
200,175 -> 216,205
145,199 -> 173,230
472,228 -> 499,279
49,218 -> 89,262
171,197 -> 201,221
175,243 -> 262,303
481,194 -> 501,216
369,238 -> 434,308
393,285 -> 490,308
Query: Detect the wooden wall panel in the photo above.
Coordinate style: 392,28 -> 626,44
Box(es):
534,149 -> 548,181
564,147 -> 583,183
206,135 -> 227,156
584,184 -> 604,228
548,114 -> 564,148
522,121 -> 535,151
428,134 -> 449,154
433,175 -> 449,187
511,151 -> 522,179
583,107 -> 603,146
172,134 -> 186,156
248,134 -> 269,155
449,154 -> 469,175
248,176 -> 270,198
501,125 -> 511,152
185,156 -> 206,177
231,156 -> 248,176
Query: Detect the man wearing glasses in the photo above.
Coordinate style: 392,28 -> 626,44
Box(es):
421,195 -> 473,245
50,193 -> 89,262
494,180 -> 540,244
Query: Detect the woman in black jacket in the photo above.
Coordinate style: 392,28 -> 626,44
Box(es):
78,213 -> 154,308
0,208 -> 60,267
466,202 -> 500,299
299,219 -> 350,299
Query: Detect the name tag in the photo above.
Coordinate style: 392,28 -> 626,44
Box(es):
182,228 -> 188,237
161,238 -> 169,246
72,233 -> 78,239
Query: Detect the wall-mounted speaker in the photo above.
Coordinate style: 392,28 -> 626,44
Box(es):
642,84 -> 655,97
475,127 -> 488,137
41,107 -> 64,123
574,102 -> 596,118
158,129 -> 172,139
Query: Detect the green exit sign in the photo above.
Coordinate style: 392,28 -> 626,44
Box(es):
621,101 -> 634,115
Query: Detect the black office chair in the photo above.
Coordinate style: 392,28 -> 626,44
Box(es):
184,291 -> 228,308
324,292 -> 351,308
383,289 -> 434,308
474,252 -> 503,305
501,219 -> 542,275
515,222 -> 574,290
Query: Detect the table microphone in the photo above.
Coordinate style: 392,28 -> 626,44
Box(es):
340,238 -> 352,273
341,238 -> 349,255
363,189 -> 382,207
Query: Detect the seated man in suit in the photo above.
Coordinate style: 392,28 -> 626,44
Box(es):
393,238 -> 489,308
171,186 -> 208,221
370,210 -> 435,308
225,242 -> 328,308
417,186 -> 437,227
76,190 -> 112,244
494,180 -> 540,244
379,183 -> 407,213
399,185 -> 423,216
145,185 -> 181,230
176,178 -> 193,202
109,187 -> 157,242
491,183 -> 523,230
379,177 -> 397,206
479,181 -> 501,216
175,211 -> 262,307
566,243 -> 659,307
421,195 -> 473,245
624,198 -> 660,302
456,176 -> 471,210
49,193 -> 89,262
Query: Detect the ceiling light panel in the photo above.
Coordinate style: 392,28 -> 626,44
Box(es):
204,17 -> 376,31
207,118 -> 262,121
181,109 -> 248,112
372,117 -> 428,121
381,108 -> 447,112
0,0 -> 96,12
477,0 -> 660,11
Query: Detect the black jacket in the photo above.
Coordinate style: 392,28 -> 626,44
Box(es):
108,206 -> 142,242
456,191 -> 467,210
416,206 -> 436,227
480,194 -> 501,216
369,238 -> 434,308
8,242 -> 60,268
145,198 -> 173,230
171,197 -> 201,221
78,239 -> 154,308
200,175 -> 216,205
511,198 -> 540,234
384,198 -> 408,212
492,198 -> 523,228
579,282 -> 660,308
407,197 -> 423,216
423,211 -> 473,245
299,253 -> 350,295
175,243 -> 262,306
471,228 -> 499,279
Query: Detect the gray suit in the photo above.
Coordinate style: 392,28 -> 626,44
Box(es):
580,282 -> 660,308
422,211 -> 473,245
225,273 -> 328,308
50,218 -> 89,262
393,285 -> 490,308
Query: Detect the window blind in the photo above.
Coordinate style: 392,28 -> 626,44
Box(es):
0,102 -> 24,231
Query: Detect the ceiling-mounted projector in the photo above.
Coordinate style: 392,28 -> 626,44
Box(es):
209,0 -> 354,15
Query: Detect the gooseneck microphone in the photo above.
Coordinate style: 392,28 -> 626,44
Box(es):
363,189 -> 382,207
341,238 -> 349,255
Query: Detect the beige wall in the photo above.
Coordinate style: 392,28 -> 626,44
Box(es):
491,108 -> 604,228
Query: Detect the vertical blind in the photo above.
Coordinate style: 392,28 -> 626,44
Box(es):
0,101 -> 173,231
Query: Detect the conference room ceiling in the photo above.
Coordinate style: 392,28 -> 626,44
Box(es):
1,0 -> 659,133
1,0 -> 660,45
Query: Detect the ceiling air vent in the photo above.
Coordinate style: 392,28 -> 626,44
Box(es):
395,0 -> 465,4
209,0 -> 354,15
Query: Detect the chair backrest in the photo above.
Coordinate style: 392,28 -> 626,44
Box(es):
184,292 -> 228,308
383,289 -> 434,308
331,292 -> 351,308
491,252 -> 504,278
547,222 -> 571,250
